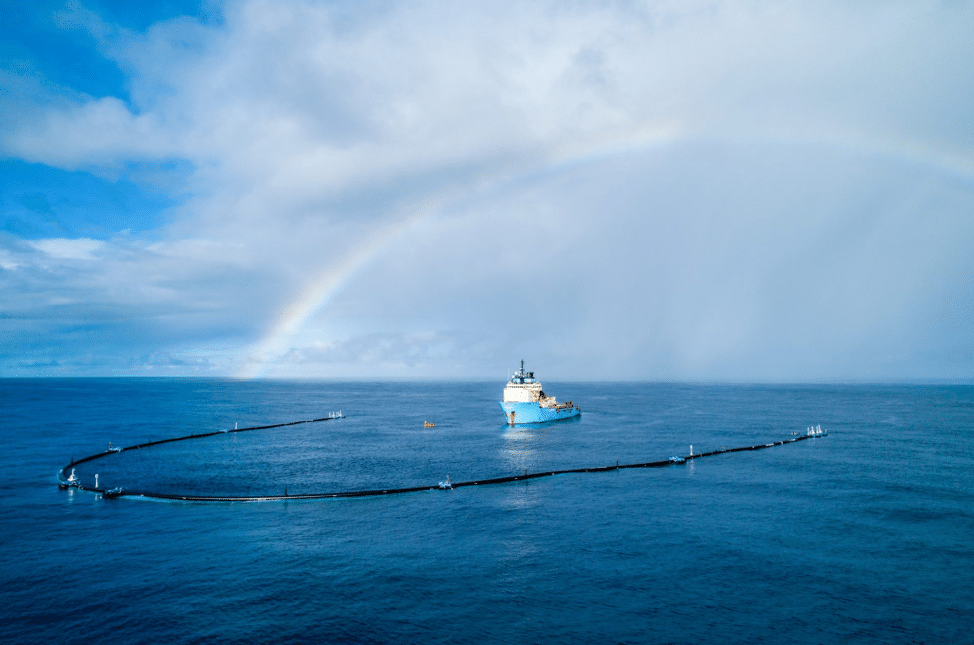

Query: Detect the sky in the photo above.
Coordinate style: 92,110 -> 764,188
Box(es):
1,0 -> 973,381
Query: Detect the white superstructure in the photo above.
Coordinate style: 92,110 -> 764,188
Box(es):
503,361 -> 562,408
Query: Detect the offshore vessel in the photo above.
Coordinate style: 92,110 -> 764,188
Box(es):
499,361 -> 580,425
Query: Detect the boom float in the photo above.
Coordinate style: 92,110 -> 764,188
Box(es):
57,416 -> 827,503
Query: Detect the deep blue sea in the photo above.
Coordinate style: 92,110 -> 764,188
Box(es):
1,379 -> 972,644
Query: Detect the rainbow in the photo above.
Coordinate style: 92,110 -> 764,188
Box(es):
234,123 -> 974,378
235,203 -> 446,379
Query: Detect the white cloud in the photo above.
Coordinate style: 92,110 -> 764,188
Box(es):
4,3 -> 969,208
28,238 -> 104,260
13,1 -> 973,187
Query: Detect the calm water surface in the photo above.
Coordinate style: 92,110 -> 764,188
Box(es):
1,379 -> 972,644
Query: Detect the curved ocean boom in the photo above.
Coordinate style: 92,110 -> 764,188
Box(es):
500,362 -> 581,425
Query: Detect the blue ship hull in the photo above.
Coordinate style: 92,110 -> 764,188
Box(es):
499,401 -> 581,425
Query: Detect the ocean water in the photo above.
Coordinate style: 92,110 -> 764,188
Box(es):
1,379 -> 972,644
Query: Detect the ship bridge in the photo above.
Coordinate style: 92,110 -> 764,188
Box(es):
503,361 -> 544,403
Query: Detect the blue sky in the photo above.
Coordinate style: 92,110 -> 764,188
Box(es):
2,0 -> 973,380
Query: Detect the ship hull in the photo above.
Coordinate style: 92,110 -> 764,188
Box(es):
499,401 -> 580,425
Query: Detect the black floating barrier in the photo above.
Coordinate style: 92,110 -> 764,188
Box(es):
57,417 -> 827,503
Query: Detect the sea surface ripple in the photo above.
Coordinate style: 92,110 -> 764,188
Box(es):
1,379 -> 972,644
